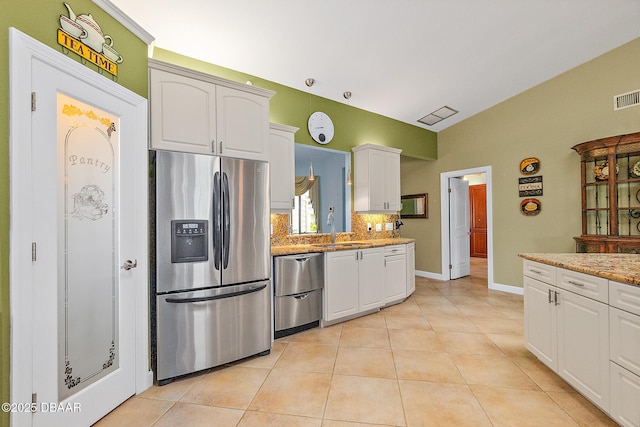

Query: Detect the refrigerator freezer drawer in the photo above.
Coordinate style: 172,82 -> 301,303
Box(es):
156,281 -> 271,383
275,289 -> 322,331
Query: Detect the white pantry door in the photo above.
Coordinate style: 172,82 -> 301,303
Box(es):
9,29 -> 149,427
449,177 -> 470,279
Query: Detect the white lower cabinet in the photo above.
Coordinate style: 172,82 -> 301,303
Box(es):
359,248 -> 386,312
524,275 -> 558,370
609,281 -> 640,426
406,242 -> 416,296
610,362 -> 640,427
324,248 -> 384,322
384,245 -> 407,305
523,260 -> 609,413
556,288 -> 609,411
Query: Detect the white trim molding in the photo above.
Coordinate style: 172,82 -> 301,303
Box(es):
440,166 -> 495,288
490,282 -> 524,295
9,28 -> 151,426
92,0 -> 155,45
415,270 -> 446,281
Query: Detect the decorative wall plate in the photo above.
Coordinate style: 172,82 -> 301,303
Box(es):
520,157 -> 540,175
632,160 -> 640,178
520,198 -> 541,216
594,161 -> 618,181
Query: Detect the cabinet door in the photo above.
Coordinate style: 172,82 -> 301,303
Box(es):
150,69 -> 216,154
610,362 -> 640,427
406,243 -> 416,296
368,149 -> 388,211
385,152 -> 401,211
557,290 -> 610,412
524,276 -> 557,371
358,248 -> 385,312
216,85 -> 269,161
324,251 -> 359,321
610,307 -> 640,377
269,125 -> 296,211
384,254 -> 407,304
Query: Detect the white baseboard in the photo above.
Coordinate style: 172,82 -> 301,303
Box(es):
490,282 -> 524,295
137,370 -> 154,394
415,270 -> 524,296
415,270 -> 445,281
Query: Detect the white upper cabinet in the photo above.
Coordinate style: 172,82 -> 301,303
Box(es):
149,68 -> 216,154
352,144 -> 402,212
149,59 -> 274,161
269,123 -> 298,212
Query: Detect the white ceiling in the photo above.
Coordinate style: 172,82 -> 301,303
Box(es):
110,0 -> 640,132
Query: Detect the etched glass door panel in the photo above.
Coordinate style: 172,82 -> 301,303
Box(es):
58,93 -> 119,400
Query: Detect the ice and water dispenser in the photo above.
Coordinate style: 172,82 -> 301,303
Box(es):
170,220 -> 208,263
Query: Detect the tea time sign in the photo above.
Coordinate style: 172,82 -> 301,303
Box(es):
57,2 -> 123,77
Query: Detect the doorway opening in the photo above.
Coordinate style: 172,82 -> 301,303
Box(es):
440,166 -> 493,288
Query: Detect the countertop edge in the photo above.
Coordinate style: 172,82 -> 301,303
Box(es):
272,238 -> 415,256
519,253 -> 640,286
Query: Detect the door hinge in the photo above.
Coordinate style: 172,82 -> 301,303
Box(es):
32,242 -> 36,261
449,264 -> 452,269
448,188 -> 452,193
32,392 -> 37,405
31,92 -> 36,111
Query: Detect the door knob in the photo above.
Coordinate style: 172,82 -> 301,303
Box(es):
121,259 -> 138,270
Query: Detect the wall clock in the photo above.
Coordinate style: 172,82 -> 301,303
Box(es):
308,112 -> 334,144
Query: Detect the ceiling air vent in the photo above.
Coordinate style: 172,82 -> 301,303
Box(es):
418,106 -> 458,126
614,89 -> 640,111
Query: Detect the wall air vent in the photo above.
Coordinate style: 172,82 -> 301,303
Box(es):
614,89 -> 640,111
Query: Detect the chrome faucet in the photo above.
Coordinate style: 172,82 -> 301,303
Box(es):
327,211 -> 336,244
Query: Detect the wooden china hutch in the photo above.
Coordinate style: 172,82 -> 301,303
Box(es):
572,131 -> 640,253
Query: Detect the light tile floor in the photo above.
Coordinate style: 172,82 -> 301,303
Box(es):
94,258 -> 616,426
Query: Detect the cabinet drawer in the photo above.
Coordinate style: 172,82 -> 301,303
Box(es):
610,362 -> 640,427
610,281 -> 640,316
523,260 -> 556,285
557,268 -> 608,303
275,289 -> 322,331
610,307 -> 640,377
384,245 -> 406,255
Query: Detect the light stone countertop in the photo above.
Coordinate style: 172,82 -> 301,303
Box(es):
272,238 -> 415,256
519,253 -> 640,287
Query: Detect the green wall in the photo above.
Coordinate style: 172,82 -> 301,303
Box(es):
153,48 -> 438,160
401,37 -> 640,288
1,2 -> 149,425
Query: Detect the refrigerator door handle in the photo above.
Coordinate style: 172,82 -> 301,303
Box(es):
213,171 -> 221,270
165,284 -> 267,304
222,171 -> 230,269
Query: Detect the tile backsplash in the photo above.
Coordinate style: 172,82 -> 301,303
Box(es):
271,212 -> 400,246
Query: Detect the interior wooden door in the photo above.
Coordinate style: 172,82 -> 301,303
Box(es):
469,184 -> 487,258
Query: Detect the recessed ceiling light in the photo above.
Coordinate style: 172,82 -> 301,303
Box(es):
418,106 -> 458,126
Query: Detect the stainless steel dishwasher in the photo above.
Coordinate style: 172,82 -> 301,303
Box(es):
274,253 -> 324,338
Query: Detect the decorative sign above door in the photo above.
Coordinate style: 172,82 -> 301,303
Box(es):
57,2 -> 123,77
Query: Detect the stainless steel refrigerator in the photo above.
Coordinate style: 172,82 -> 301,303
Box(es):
154,150 -> 271,384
